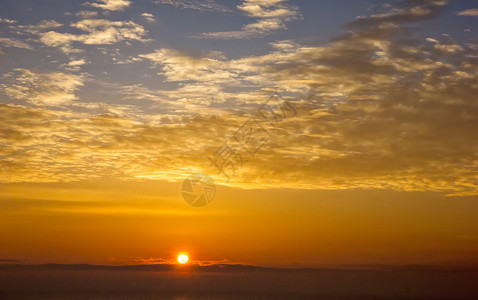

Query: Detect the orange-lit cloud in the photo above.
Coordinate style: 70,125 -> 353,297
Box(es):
197,0 -> 302,39
0,0 -> 476,191
457,8 -> 478,17
38,19 -> 147,53
1,0 -> 477,196
86,0 -> 132,11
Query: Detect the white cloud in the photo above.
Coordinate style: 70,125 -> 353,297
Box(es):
29,20 -> 63,36
0,38 -> 33,50
237,0 -> 298,18
11,20 -> 63,35
457,8 -> 478,17
76,11 -> 99,18
0,18 -> 16,24
32,20 -> 62,30
68,59 -> 87,66
60,59 -> 88,71
196,0 -> 301,39
40,19 -> 147,53
426,37 -> 463,53
141,13 -> 155,23
154,0 -> 231,13
40,31 -> 82,53
138,49 -> 236,82
86,0 -> 132,11
1,69 -> 84,106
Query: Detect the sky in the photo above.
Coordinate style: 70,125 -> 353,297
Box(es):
0,0 -> 478,267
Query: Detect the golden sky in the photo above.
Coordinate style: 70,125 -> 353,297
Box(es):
0,0 -> 478,267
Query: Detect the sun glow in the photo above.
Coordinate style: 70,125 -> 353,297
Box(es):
178,254 -> 188,264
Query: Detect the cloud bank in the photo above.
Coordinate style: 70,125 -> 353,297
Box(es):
1,0 -> 478,196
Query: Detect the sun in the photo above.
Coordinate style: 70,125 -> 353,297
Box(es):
177,254 -> 188,264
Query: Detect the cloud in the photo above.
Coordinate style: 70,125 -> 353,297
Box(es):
39,31 -> 82,53
11,20 -> 63,35
130,257 -> 167,264
2,0 -> 478,197
121,82 -> 236,116
0,18 -> 17,24
141,13 -> 155,23
457,8 -> 478,17
426,37 -> 463,53
86,0 -> 131,11
154,0 -> 231,13
131,0 -> 478,195
61,59 -> 88,71
0,102 -> 234,183
348,0 -> 449,28
0,38 -> 33,50
196,0 -> 301,39
76,10 -> 99,18
1,69 -> 84,106
238,0 -> 299,18
129,257 -> 232,266
39,19 -> 147,53
138,49 -> 236,82
30,20 -> 62,30
68,59 -> 87,66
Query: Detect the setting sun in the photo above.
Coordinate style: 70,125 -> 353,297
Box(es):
178,254 -> 188,264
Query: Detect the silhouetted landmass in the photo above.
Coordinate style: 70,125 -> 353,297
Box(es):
0,263 -> 270,272
1,263 -> 477,272
1,263 -> 478,299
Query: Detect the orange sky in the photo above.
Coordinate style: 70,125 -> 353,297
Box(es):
1,180 -> 477,267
